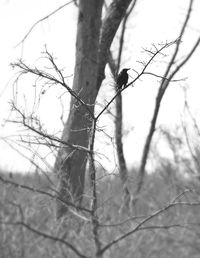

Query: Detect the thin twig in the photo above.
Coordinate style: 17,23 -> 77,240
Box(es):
16,1 -> 74,46
10,102 -> 91,154
99,190 -> 195,255
97,39 -> 178,120
136,0 -> 199,196
0,220 -> 87,258
0,174 -> 91,214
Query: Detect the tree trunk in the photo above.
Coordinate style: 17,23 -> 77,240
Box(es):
134,0 -> 197,199
115,92 -> 131,212
54,0 -> 133,219
55,0 -> 103,218
97,0 -> 132,90
108,52 -> 131,212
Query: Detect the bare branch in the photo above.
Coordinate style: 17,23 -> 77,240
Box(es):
88,120 -> 102,255
136,0 -> 200,195
99,190 -> 194,255
160,0 -> 194,84
97,39 -> 178,120
0,173 -> 91,214
97,0 -> 133,89
143,72 -> 186,82
0,220 -> 87,258
12,54 -> 95,119
16,1 -> 74,46
116,0 -> 138,73
182,121 -> 200,173
107,0 -> 138,213
9,102 -> 91,154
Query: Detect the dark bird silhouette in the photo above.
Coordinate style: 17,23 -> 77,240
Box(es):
116,68 -> 130,89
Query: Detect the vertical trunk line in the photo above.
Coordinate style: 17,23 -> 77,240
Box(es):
115,91 -> 131,212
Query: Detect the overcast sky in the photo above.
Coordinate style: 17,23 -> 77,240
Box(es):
0,0 -> 200,172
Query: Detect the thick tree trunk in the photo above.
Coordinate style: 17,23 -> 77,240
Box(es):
55,0 -> 133,219
55,0 -> 103,218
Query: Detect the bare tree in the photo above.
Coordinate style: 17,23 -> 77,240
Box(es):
135,0 -> 200,199
53,0 -> 104,218
2,1 -> 200,257
54,0 -> 134,218
108,0 -> 138,212
10,38 -> 181,221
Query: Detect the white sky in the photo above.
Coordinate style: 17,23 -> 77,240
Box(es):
0,0 -> 200,172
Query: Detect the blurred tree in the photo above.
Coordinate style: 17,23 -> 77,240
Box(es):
134,0 -> 200,200
108,0 -> 138,212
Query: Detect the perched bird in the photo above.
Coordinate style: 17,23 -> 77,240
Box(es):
116,68 -> 130,89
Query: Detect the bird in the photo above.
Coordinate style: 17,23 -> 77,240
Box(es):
116,68 -> 130,89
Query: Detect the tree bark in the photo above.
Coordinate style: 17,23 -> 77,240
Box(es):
55,0 -> 133,218
55,0 -> 103,218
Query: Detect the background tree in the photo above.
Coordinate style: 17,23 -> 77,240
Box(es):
108,1 -> 138,213
134,0 -> 200,200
